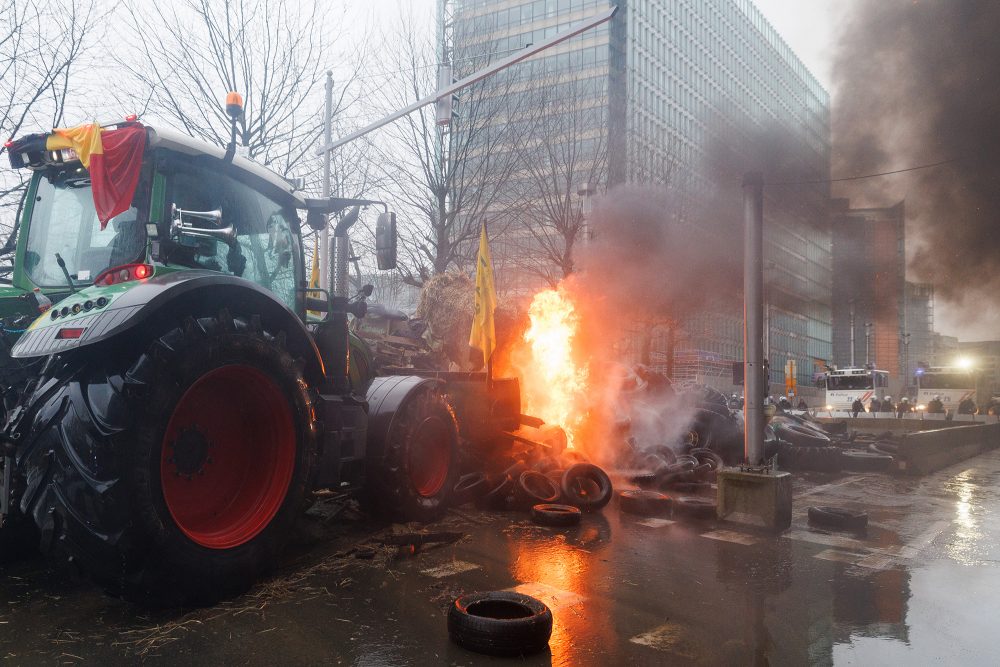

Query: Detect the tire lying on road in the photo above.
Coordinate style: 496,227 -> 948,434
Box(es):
807,505 -> 868,531
617,490 -> 672,516
15,311 -> 318,606
530,503 -> 582,527
448,591 -> 553,656
673,496 -> 717,520
560,463 -> 613,512
840,450 -> 893,472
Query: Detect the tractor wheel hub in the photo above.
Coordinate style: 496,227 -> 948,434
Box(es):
170,427 -> 211,477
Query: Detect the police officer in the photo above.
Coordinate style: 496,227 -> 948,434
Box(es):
852,397 -> 864,418
927,394 -> 945,414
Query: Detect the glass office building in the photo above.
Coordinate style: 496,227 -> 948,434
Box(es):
451,0 -> 831,387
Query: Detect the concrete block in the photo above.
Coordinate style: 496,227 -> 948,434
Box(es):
716,468 -> 792,532
894,422 -> 1000,475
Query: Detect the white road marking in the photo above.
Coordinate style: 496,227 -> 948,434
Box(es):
797,475 -> 871,498
420,560 -> 480,578
855,553 -> 895,570
813,548 -> 864,564
701,529 -> 761,546
785,529 -> 869,551
636,518 -> 675,528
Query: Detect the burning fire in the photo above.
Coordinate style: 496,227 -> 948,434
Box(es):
513,286 -> 590,448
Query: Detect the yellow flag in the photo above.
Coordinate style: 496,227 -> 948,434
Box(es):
309,235 -> 320,289
307,235 -> 321,317
469,223 -> 497,367
46,123 -> 103,168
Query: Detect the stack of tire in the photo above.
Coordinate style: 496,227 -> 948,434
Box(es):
451,451 -> 613,527
767,416 -> 843,472
628,446 -> 723,494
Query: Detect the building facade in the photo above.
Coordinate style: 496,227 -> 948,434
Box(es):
830,199 -> 906,383
450,0 -> 831,388
903,281 -> 935,392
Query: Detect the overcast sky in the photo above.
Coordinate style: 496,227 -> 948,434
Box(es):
752,0 -> 839,90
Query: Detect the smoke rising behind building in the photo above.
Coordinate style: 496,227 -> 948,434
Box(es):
832,0 -> 1000,337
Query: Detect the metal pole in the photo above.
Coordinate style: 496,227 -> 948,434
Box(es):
320,71 -> 333,291
743,172 -> 765,465
849,300 -> 856,367
316,7 -> 617,155
865,323 -> 872,366
902,333 -> 911,396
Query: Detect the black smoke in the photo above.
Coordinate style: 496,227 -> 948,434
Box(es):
832,1 -> 1000,324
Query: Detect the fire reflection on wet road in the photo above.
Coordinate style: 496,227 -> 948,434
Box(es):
4,450 -> 1000,664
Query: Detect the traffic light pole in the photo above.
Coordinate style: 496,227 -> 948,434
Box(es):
315,6 -> 617,156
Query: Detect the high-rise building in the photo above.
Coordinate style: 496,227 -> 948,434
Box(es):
450,0 -> 831,387
830,199 -> 905,381
903,281 -> 935,391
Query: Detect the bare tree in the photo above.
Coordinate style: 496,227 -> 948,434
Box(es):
118,0 -> 363,179
0,0 -> 98,235
367,13 -> 535,287
507,75 -> 609,288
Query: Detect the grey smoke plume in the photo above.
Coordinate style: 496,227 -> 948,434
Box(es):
832,0 -> 1000,322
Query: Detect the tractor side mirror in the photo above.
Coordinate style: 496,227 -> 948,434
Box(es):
375,212 -> 397,271
306,209 -> 327,231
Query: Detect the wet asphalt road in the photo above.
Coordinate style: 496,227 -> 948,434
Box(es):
3,450 -> 1000,665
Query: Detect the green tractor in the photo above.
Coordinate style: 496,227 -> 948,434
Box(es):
0,119 -> 466,604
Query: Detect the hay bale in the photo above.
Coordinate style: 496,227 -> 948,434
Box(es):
416,273 -> 476,368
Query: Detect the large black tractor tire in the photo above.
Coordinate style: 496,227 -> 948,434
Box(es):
368,386 -> 459,523
15,311 -> 317,606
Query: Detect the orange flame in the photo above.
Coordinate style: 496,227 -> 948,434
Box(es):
511,286 -> 590,448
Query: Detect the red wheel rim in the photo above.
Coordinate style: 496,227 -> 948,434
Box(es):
407,415 -> 451,497
160,365 -> 296,550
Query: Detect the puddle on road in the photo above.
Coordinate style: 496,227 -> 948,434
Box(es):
4,453 -> 1000,664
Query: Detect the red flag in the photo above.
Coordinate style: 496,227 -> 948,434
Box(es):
46,123 -> 147,228
90,125 -> 146,227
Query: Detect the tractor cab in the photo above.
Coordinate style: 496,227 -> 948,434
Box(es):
4,122 -> 309,319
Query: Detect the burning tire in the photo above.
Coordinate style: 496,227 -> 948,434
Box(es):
448,591 -> 553,656
530,503 -> 582,527
15,312 -> 317,605
560,463 -> 613,512
368,385 -> 460,522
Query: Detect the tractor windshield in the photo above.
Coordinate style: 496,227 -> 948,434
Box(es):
23,171 -> 146,288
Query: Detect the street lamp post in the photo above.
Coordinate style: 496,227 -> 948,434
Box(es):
902,333 -> 911,397
865,322 -> 873,367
